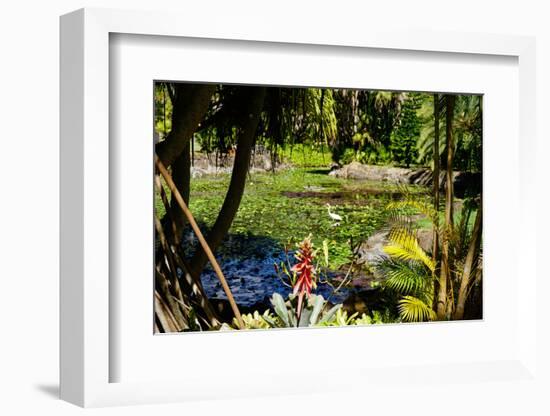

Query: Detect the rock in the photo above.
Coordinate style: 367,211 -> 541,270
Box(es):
354,231 -> 389,266
416,228 -> 434,253
191,167 -> 207,178
329,162 -> 481,198
329,162 -> 411,182
329,162 -> 341,172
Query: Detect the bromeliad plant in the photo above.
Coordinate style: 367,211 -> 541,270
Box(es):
274,234 -> 346,321
290,235 -> 316,318
224,293 -> 383,330
274,235 -> 321,320
268,293 -> 342,328
268,234 -> 363,327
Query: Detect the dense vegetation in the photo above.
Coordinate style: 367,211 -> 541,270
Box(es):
153,83 -> 482,332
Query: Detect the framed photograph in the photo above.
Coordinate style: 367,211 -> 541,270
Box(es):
60,7 -> 538,408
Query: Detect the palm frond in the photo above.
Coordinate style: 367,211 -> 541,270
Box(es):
384,228 -> 435,272
387,199 -> 438,226
382,261 -> 430,295
398,296 -> 437,322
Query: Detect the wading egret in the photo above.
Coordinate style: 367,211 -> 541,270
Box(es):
325,203 -> 342,226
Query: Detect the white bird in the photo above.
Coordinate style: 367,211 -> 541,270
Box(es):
325,203 -> 343,226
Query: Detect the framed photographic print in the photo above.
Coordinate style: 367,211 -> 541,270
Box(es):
151,81 -> 483,334
60,7 -> 539,408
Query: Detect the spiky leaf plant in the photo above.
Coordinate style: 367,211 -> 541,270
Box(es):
267,293 -> 342,328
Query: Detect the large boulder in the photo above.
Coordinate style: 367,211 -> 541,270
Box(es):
330,162 -> 481,198
329,162 -> 411,183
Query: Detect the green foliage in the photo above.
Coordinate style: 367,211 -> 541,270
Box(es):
155,82 -> 482,174
417,94 -> 482,172
379,192 -> 482,322
249,293 -> 343,328
398,296 -> 437,322
317,308 -> 358,327
279,144 -> 329,168
340,148 -> 356,165
389,93 -> 423,167
232,310 -> 274,329
154,83 -> 173,139
382,260 -> 429,294
453,95 -> 483,172
378,196 -> 438,322
224,293 -> 386,330
383,228 -> 435,272
417,94 -> 445,168
386,198 -> 439,227
354,311 -> 384,325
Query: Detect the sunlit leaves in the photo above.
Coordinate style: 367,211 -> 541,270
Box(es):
398,296 -> 437,322
384,228 -> 435,272
382,261 -> 429,295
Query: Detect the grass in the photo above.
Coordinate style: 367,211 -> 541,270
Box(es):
278,143 -> 332,168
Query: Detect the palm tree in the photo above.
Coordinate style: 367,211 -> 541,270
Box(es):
437,94 -> 456,320
380,194 -> 482,322
432,93 -> 440,277
453,198 -> 482,319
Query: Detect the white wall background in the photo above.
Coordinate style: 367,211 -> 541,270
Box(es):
0,0 -> 548,414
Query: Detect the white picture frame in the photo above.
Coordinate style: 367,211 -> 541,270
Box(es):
60,7 -> 539,408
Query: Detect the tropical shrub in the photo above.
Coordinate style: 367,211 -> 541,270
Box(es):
379,227 -> 436,322
378,194 -> 482,322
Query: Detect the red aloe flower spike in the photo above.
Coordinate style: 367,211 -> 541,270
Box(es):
291,235 -> 316,318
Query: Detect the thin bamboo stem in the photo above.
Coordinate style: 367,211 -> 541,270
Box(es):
155,155 -> 245,329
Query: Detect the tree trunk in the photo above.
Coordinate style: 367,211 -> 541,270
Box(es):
168,141 -> 191,244
157,83 -> 214,244
453,200 -> 482,320
431,94 -> 440,312
154,83 -> 219,329
188,87 -> 266,277
156,84 -> 215,168
432,93 -> 440,264
437,94 -> 455,320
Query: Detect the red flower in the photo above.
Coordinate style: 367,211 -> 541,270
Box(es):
291,236 -> 316,317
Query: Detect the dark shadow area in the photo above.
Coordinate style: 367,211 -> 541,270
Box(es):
281,189 -> 404,202
182,224 -> 285,260
306,168 -> 332,175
